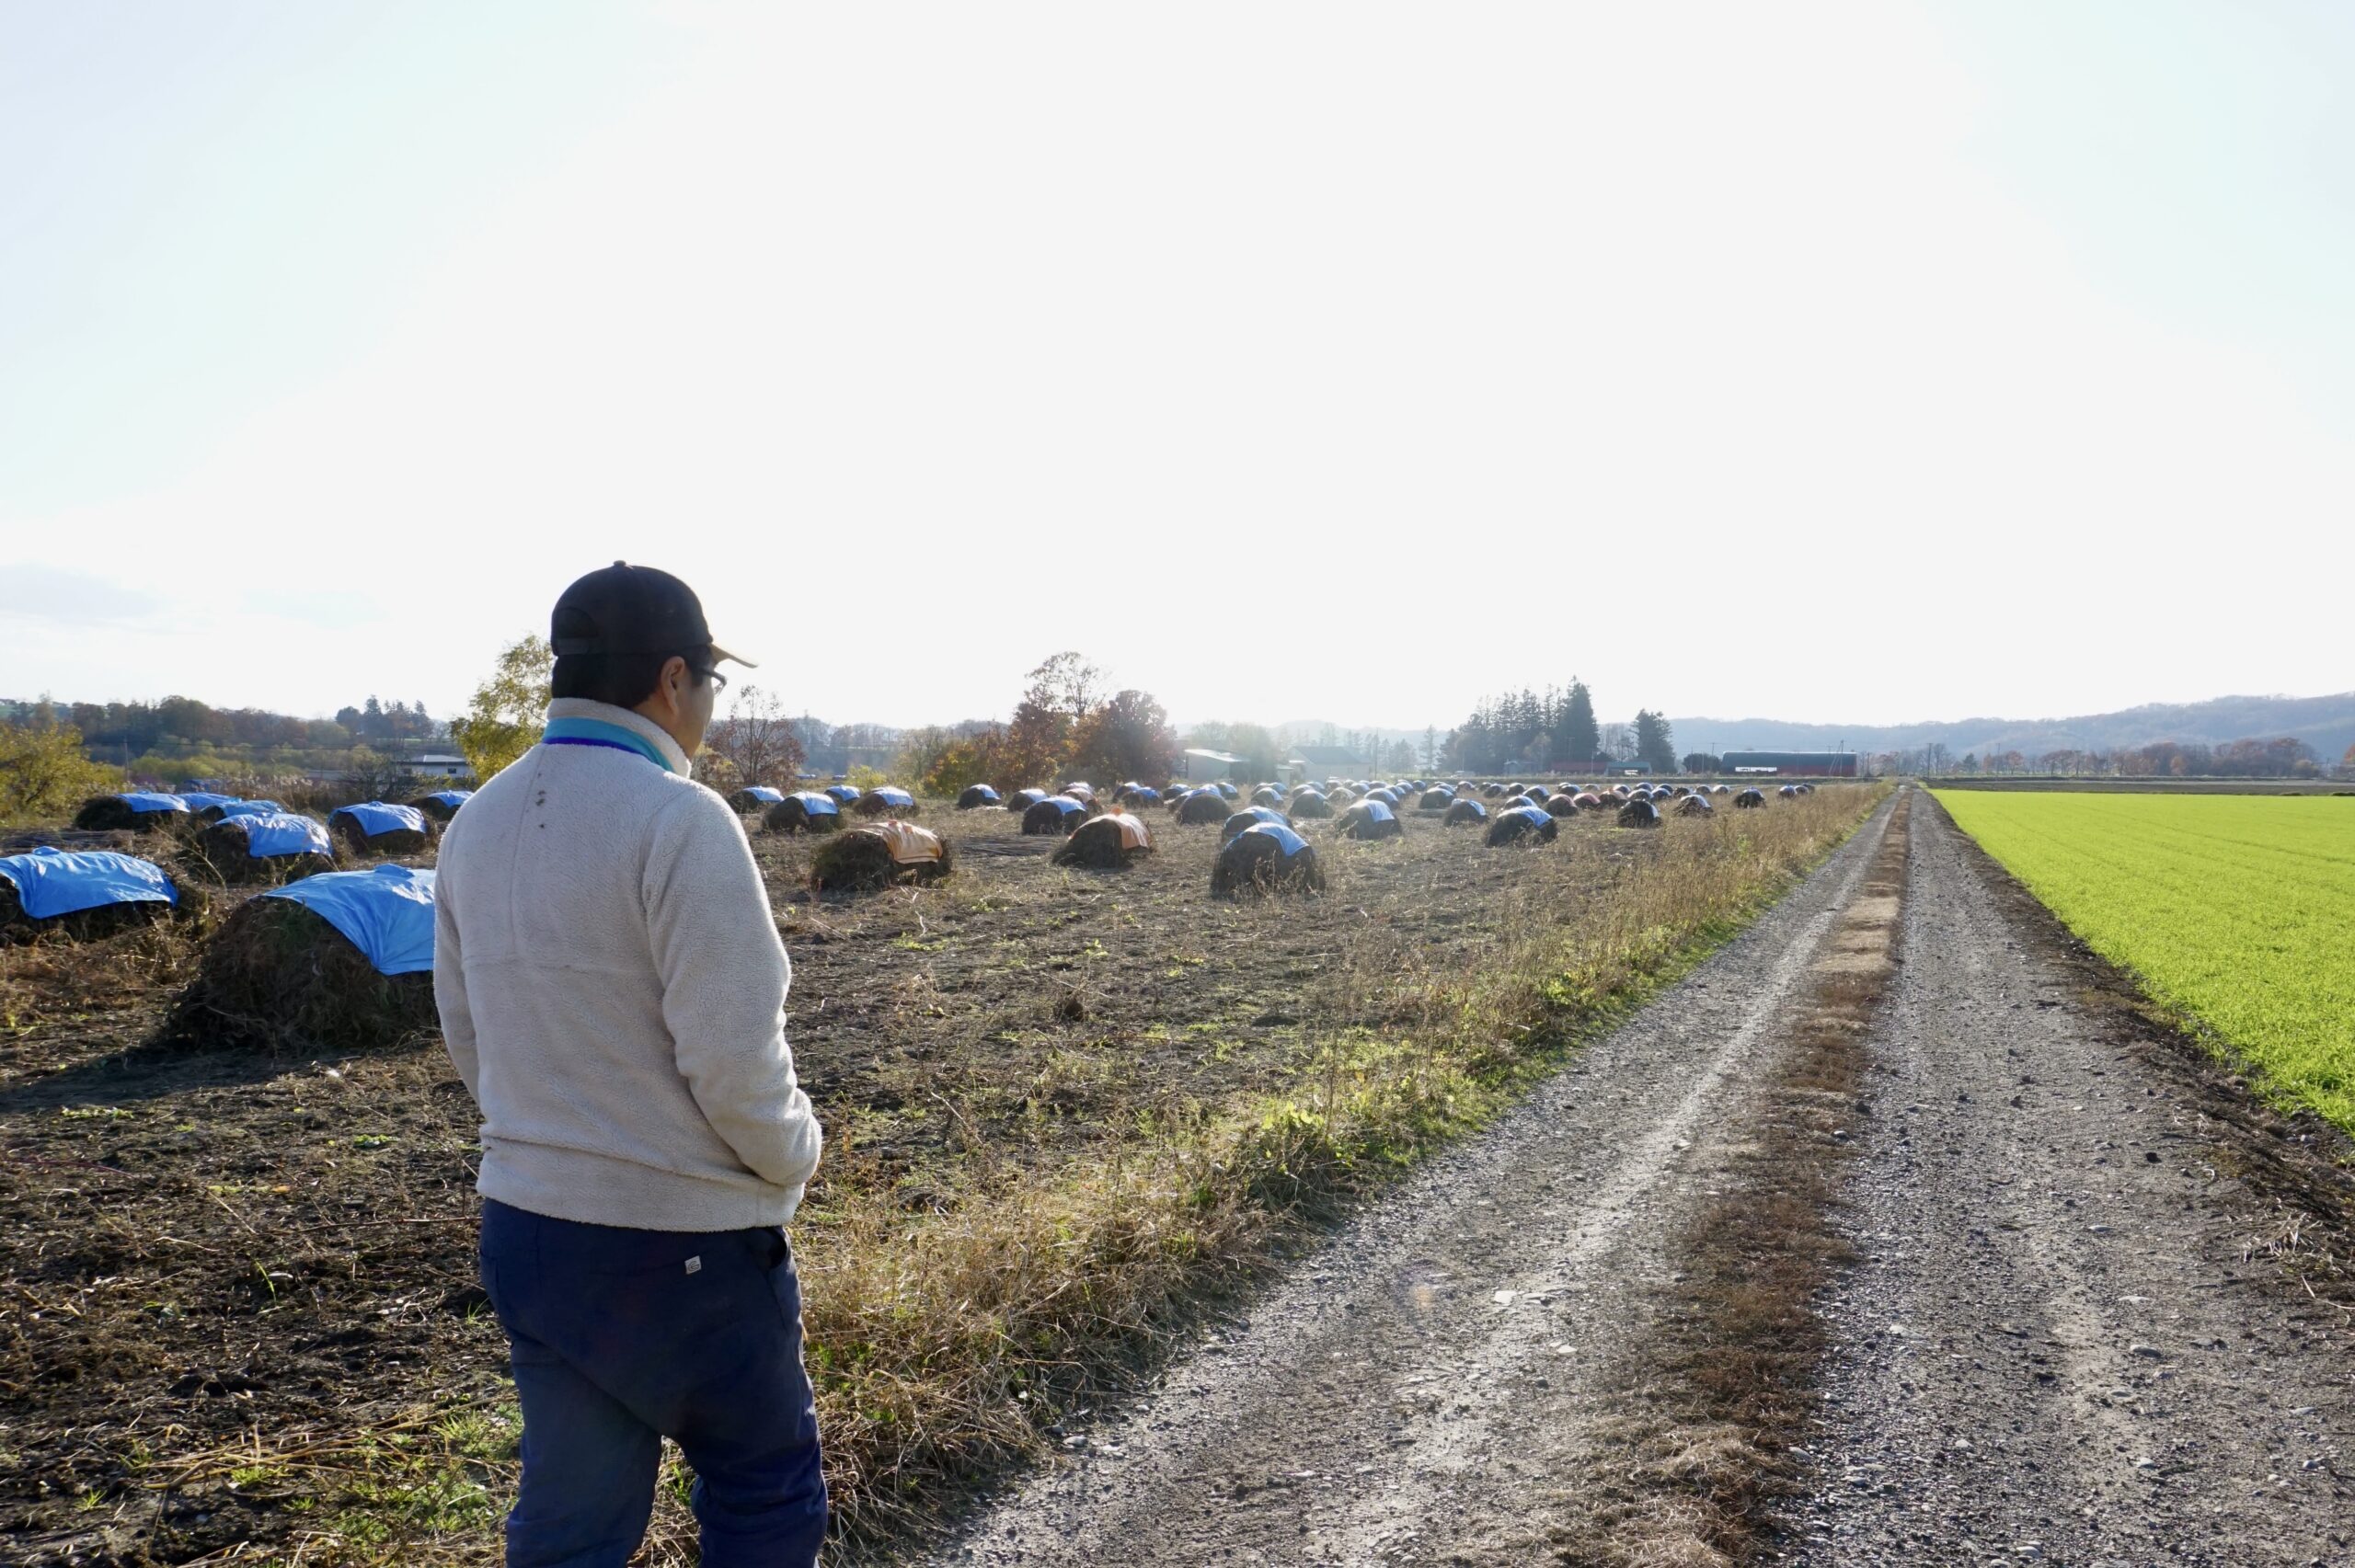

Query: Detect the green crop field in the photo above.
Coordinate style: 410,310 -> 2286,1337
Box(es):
1935,791 -> 2355,1132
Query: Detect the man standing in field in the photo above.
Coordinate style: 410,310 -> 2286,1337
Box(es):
432,563 -> 827,1566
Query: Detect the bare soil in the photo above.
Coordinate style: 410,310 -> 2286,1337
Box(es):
0,797 -> 1805,1565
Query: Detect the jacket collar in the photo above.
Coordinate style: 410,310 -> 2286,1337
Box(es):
542,699 -> 693,776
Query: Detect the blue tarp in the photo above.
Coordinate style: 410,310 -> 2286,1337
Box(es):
1041,796 -> 1086,818
213,799 -> 281,819
423,789 -> 474,809
115,792 -> 188,816
1237,807 -> 1289,830
1454,800 -> 1489,818
264,865 -> 436,976
1356,800 -> 1396,823
823,785 -> 861,804
1501,805 -> 1549,828
332,802 -> 428,838
1213,782 -> 1238,799
1012,788 -> 1048,807
0,848 -> 178,920
1131,787 -> 1161,804
964,785 -> 1001,802
787,791 -> 840,816
237,813 -> 333,858
1243,823 -> 1309,857
867,787 -> 914,807
741,786 -> 784,804
176,792 -> 237,812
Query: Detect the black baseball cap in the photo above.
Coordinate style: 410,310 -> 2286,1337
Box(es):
550,562 -> 756,670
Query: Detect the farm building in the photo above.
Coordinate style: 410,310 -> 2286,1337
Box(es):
1720,751 -> 1858,779
1183,749 -> 1244,784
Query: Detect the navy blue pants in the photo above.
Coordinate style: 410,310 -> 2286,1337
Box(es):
478,1198 -> 828,1567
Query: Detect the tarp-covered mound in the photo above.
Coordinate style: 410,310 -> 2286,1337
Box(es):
1418,788 -> 1453,811
173,865 -> 437,1050
1054,811 -> 1154,868
1009,788 -> 1050,813
1618,798 -> 1662,829
329,802 -> 432,858
1288,790 -> 1334,820
199,798 -> 284,823
194,812 -> 337,885
412,789 -> 474,822
0,848 -> 182,943
764,792 -> 843,835
1175,789 -> 1230,826
810,822 -> 952,892
854,786 -> 917,817
1572,792 -> 1607,812
824,784 -> 863,805
1221,806 -> 1292,843
1734,788 -> 1766,809
74,793 -> 188,833
1021,796 -> 1087,836
1443,798 -> 1488,828
1676,794 -> 1714,817
727,786 -> 786,813
175,792 -> 237,814
1485,805 -> 1558,846
957,784 -> 1002,809
1211,822 -> 1325,898
1337,799 -> 1403,841
1545,794 -> 1579,818
1779,784 -> 1801,799
1252,785 -> 1287,808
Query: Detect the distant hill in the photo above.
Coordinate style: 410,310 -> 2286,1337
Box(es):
1668,692 -> 2355,764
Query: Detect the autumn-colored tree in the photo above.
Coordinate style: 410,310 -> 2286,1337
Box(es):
450,635 -> 553,782
1066,689 -> 1180,789
0,717 -> 123,827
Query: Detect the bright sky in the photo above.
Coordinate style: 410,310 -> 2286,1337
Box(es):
4,1 -> 2349,732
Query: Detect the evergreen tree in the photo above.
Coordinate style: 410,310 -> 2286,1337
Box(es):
1562,681 -> 1601,765
1634,710 -> 1678,773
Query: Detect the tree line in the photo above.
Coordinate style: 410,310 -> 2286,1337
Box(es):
1445,682 -> 1678,775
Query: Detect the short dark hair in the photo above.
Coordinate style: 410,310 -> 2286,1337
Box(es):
552,646 -> 713,708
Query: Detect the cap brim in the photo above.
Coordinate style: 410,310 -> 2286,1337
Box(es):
709,642 -> 758,670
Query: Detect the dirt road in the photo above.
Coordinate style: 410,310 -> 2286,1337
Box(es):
928,791 -> 2355,1567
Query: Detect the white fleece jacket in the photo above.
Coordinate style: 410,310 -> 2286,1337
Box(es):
433,699 -> 822,1231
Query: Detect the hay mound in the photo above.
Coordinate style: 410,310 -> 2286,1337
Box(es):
1617,798 -> 1662,829
957,784 -> 1002,810
328,811 -> 432,860
172,897 -> 434,1051
1250,785 -> 1286,808
764,797 -> 841,835
1442,799 -> 1488,829
1734,788 -> 1766,809
1022,798 -> 1084,836
73,795 -> 182,834
1676,794 -> 1714,817
1418,788 -> 1453,811
192,821 -> 336,886
1337,803 -> 1404,841
410,795 -> 466,824
810,825 -> 953,894
1288,792 -> 1334,820
0,880 -> 186,945
1485,809 -> 1558,847
1220,807 -> 1293,844
726,787 -> 784,814
1053,813 -> 1154,868
854,789 -> 918,818
1544,794 -> 1578,818
1175,790 -> 1230,826
1210,830 -> 1326,898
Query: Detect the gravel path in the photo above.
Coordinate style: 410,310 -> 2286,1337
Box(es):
932,796 -> 1903,1565
925,791 -> 2355,1566
1779,796 -> 2354,1567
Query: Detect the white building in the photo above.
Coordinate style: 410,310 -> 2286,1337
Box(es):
1183,748 -> 1243,784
